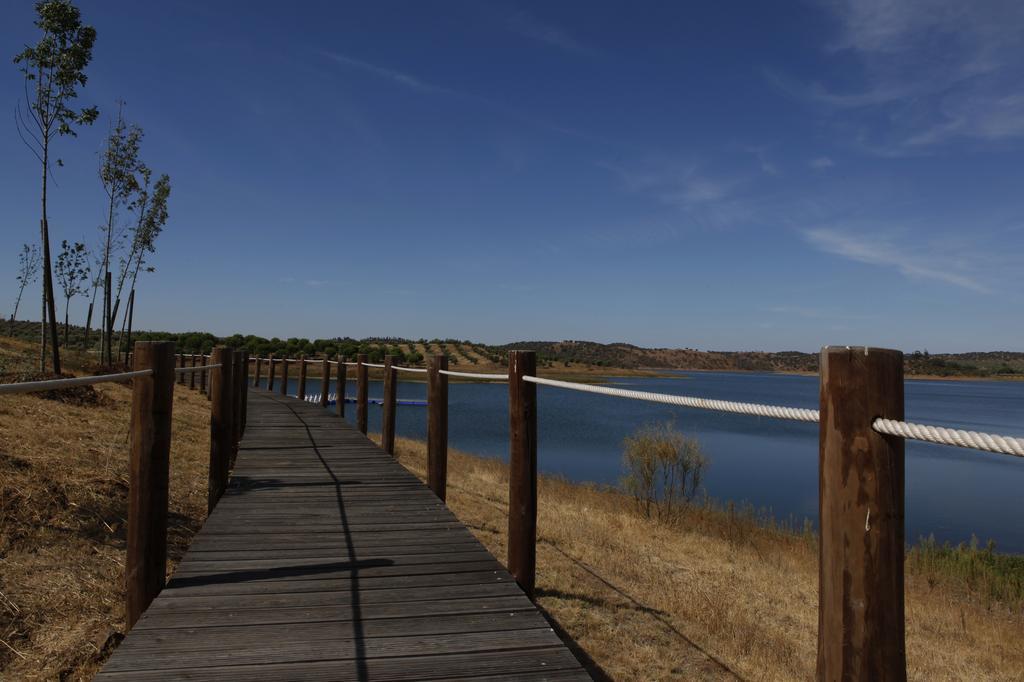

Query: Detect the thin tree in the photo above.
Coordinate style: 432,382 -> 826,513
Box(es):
55,239 -> 89,347
9,243 -> 41,335
14,0 -> 99,374
88,104 -> 141,365
117,172 -> 170,361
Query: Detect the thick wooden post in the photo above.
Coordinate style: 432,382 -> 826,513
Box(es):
253,355 -> 262,388
427,354 -> 449,500
382,355 -> 398,455
298,353 -> 308,400
336,356 -> 347,417
177,353 -> 186,385
208,346 -> 234,514
267,355 -> 277,391
280,357 -> 290,396
508,350 -> 537,599
817,346 -> 905,682
189,354 -> 197,390
239,349 -> 249,436
321,357 -> 330,407
356,353 -> 368,434
200,353 -> 208,397
232,351 -> 243,461
125,340 -> 176,631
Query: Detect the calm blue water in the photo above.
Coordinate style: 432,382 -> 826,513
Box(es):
263,372 -> 1024,553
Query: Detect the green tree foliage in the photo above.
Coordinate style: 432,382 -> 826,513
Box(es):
54,240 -> 89,346
14,0 -> 99,373
9,244 -> 41,334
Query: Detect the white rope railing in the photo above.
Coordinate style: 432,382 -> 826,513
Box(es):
362,362 -> 386,369
522,375 -> 1024,458
523,375 -> 819,422
394,366 -> 428,374
344,362 -> 358,367
174,363 -> 222,375
440,369 -> 510,381
873,419 -> 1024,458
0,369 -> 153,395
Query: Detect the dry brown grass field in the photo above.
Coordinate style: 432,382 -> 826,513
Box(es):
2,336 -> 1022,680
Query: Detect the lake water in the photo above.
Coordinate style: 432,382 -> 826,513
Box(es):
263,372 -> 1024,553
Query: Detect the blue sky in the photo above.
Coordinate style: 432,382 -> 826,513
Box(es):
2,1 -> 1022,351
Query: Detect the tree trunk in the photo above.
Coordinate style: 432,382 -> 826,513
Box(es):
40,287 -> 46,371
84,301 -> 93,350
124,290 -> 135,366
40,136 -> 61,374
64,298 -> 70,348
103,271 -> 112,366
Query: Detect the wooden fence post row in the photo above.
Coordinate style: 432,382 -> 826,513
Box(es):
336,356 -> 347,417
321,357 -> 330,408
427,354 -> 448,501
125,341 -> 176,631
200,354 -> 208,397
280,357 -> 290,397
254,355 -> 262,388
208,346 -> 235,514
357,353 -> 368,434
239,349 -> 249,437
189,354 -> 198,390
298,354 -> 308,401
382,355 -> 397,455
268,354 -> 277,392
817,346 -> 906,681
507,350 -> 538,599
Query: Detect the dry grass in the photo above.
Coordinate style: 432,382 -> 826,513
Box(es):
0,339 -> 211,680
379,434 -> 1024,681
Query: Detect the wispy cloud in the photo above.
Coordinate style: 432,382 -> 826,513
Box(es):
507,11 -> 595,56
803,227 -> 991,293
775,1 -> 1024,150
809,156 -> 834,169
322,51 -> 452,94
304,279 -> 329,288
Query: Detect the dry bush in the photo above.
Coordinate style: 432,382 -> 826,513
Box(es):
622,421 -> 706,522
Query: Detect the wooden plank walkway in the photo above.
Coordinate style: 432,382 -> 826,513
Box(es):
98,389 -> 590,681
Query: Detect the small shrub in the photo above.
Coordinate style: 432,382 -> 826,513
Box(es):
621,421 -> 707,522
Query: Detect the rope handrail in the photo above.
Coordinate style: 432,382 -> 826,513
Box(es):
362,362 -> 387,368
873,418 -> 1024,458
344,362 -> 358,367
394,366 -> 428,374
440,369 -> 509,381
0,369 -> 154,395
522,375 -> 1024,458
174,363 -> 223,375
523,375 -> 819,421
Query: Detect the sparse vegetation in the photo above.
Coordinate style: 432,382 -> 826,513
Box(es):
622,421 -> 707,521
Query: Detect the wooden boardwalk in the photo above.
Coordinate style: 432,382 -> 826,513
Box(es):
98,390 -> 589,681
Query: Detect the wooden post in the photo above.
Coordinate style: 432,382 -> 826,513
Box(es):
200,353 -> 208,397
356,353 -> 368,434
427,354 -> 448,500
507,350 -> 537,599
320,357 -> 330,408
253,355 -> 262,388
817,346 -> 905,681
239,349 -> 249,436
382,355 -> 398,455
232,351 -> 243,461
208,346 -> 234,514
267,354 -> 277,392
188,354 -> 197,390
177,352 -> 186,385
125,340 -> 176,631
298,353 -> 308,400
336,356 -> 347,417
280,357 -> 290,396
